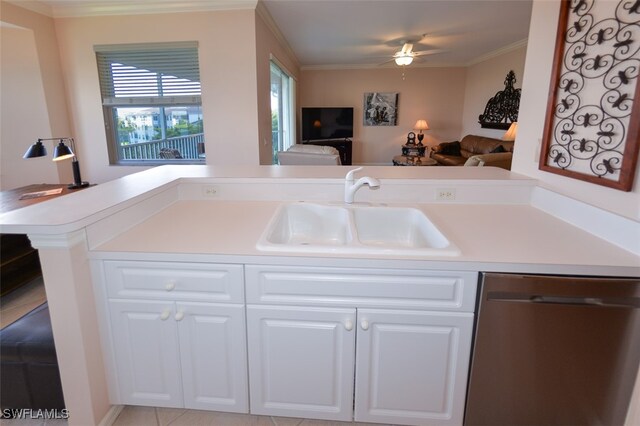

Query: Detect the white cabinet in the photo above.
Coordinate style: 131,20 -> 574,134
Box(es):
109,300 -> 183,407
245,265 -> 476,425
354,309 -> 473,425
99,261 -> 248,413
247,305 -> 356,421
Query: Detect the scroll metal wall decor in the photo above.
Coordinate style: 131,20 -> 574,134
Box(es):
478,70 -> 521,129
539,0 -> 640,191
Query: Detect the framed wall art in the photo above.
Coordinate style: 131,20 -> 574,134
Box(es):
364,92 -> 398,126
539,0 -> 640,191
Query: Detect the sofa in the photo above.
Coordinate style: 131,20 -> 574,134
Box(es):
430,135 -> 514,170
277,144 -> 341,165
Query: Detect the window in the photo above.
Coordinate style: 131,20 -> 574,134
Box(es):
95,42 -> 205,164
270,60 -> 295,164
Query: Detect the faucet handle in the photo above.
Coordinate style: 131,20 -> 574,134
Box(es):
345,167 -> 364,181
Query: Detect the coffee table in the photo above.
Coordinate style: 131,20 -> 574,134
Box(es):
392,155 -> 437,166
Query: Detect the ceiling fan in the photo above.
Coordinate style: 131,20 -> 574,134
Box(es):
380,39 -> 446,67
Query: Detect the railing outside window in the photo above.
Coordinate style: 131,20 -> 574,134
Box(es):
120,133 -> 204,160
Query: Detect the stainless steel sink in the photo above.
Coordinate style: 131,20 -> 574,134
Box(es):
257,202 -> 459,256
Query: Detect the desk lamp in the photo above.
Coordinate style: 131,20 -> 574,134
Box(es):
23,137 -> 90,189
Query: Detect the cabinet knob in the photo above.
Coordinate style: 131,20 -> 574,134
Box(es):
361,320 -> 369,331
165,282 -> 176,291
174,311 -> 185,321
344,319 -> 354,331
160,309 -> 171,321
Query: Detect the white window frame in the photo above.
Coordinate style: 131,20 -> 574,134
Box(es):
95,42 -> 205,165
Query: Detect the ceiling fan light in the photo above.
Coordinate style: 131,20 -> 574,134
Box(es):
395,55 -> 413,66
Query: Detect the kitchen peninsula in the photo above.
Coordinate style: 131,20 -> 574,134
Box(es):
0,165 -> 638,426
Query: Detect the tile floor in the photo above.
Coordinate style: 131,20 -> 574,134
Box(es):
0,276 -> 47,329
0,406 -> 388,426
111,406 -> 387,426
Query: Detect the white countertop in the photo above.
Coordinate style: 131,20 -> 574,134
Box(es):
1,165 -> 638,276
0,165 -> 532,234
92,199 -> 639,276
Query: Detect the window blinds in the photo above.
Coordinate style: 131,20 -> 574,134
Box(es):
95,42 -> 201,106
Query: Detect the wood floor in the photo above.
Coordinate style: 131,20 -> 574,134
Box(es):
0,276 -> 46,329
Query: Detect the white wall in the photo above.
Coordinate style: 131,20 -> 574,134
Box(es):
461,45 -> 527,139
0,1 -> 74,189
513,0 -> 640,221
0,25 -> 59,189
54,9 -> 260,184
300,67 -> 467,165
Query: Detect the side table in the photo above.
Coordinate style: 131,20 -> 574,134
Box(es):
392,155 -> 437,166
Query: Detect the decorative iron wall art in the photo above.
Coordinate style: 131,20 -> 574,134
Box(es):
478,70 -> 521,129
539,0 -> 640,191
364,92 -> 398,126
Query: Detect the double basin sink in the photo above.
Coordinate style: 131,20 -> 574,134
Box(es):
256,202 -> 459,256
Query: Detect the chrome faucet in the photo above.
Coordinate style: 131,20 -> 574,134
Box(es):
344,167 -> 380,204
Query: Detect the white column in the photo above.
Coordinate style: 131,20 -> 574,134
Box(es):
28,230 -> 111,426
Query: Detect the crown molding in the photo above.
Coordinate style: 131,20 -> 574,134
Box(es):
11,0 -> 258,18
465,38 -> 528,67
255,1 -> 300,70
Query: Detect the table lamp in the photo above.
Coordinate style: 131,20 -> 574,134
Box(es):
23,137 -> 90,189
414,119 -> 430,146
503,122 -> 518,141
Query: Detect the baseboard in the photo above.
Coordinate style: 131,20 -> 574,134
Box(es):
98,405 -> 124,426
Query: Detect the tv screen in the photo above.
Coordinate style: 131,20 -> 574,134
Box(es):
301,107 -> 353,141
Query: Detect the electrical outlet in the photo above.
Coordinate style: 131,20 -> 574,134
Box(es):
202,186 -> 218,197
436,188 -> 456,201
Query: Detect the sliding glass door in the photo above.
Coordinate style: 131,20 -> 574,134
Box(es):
270,61 -> 295,164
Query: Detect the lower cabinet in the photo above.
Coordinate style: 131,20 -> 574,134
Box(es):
247,305 -> 473,425
109,299 -> 248,412
98,261 -> 476,425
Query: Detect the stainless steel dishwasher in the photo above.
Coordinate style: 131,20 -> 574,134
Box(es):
465,272 -> 640,426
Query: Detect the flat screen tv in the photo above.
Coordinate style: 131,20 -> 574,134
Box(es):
301,107 -> 353,141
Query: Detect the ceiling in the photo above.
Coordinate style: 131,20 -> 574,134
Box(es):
262,0 -> 533,68
15,0 -> 533,69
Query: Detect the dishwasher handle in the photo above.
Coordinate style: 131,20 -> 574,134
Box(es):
487,291 -> 640,309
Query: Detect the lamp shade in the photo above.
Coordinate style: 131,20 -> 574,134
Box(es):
52,140 -> 75,161
394,55 -> 413,66
503,122 -> 518,141
414,119 -> 430,131
23,140 -> 48,159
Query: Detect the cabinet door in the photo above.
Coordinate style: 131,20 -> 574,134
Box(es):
354,309 -> 473,426
109,300 -> 182,407
176,302 -> 248,412
247,305 -> 356,421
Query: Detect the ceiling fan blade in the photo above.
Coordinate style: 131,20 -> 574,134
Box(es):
377,58 -> 398,66
412,49 -> 447,57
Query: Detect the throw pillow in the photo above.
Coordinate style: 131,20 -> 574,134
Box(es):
439,141 -> 461,156
490,144 -> 506,153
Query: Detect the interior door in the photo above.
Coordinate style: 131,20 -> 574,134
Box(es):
177,302 -> 248,412
354,308 -> 474,426
108,299 -> 183,407
247,305 -> 356,421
